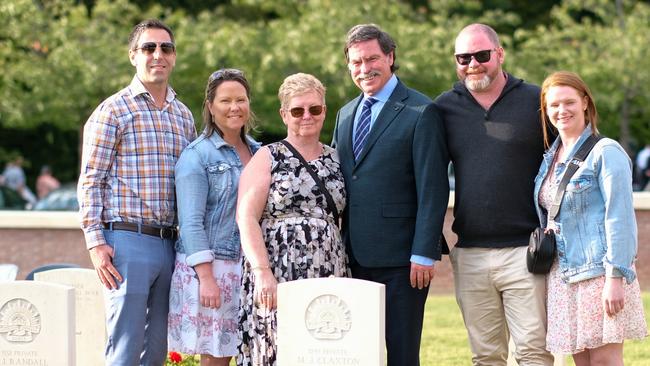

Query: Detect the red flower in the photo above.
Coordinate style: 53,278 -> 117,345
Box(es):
168,351 -> 183,363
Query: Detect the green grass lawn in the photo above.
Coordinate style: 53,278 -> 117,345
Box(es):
184,293 -> 650,366
420,293 -> 650,366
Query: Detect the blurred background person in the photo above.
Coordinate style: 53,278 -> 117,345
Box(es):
167,69 -> 259,366
535,71 -> 647,365
236,73 -> 348,366
36,165 -> 61,199
2,154 -> 37,206
633,144 -> 650,190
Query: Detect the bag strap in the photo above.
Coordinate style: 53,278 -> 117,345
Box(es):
279,140 -> 340,227
548,134 -> 603,220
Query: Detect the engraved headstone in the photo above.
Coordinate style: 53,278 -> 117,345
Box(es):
35,268 -> 106,366
0,264 -> 18,281
277,277 -> 385,366
0,281 -> 75,366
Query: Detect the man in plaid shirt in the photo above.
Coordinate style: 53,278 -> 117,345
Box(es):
78,19 -> 196,365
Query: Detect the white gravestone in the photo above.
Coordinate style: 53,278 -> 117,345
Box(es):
35,268 -> 107,366
277,277 -> 385,366
0,281 -> 75,366
0,264 -> 18,281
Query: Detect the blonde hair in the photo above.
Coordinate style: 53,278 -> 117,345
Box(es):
278,73 -> 326,110
540,71 -> 599,147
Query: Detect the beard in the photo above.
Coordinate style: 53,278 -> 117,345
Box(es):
464,74 -> 492,92
457,65 -> 498,92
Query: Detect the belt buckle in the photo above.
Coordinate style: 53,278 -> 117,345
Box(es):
159,227 -> 174,239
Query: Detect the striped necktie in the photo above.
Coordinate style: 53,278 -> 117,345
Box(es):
353,97 -> 378,160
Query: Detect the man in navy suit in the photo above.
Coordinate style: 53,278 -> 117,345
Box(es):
332,24 -> 449,366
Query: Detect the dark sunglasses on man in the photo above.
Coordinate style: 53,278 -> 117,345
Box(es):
135,42 -> 176,55
289,105 -> 324,118
455,49 -> 496,66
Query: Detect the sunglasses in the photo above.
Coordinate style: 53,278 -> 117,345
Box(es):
209,68 -> 245,83
289,105 -> 324,118
454,49 -> 495,66
135,42 -> 175,55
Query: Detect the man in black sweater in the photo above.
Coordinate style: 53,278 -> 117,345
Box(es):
434,23 -> 554,365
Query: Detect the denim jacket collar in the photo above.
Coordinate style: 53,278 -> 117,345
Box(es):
545,124 -> 594,164
204,129 -> 261,153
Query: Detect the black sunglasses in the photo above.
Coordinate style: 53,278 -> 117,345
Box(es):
454,49 -> 495,66
135,42 -> 176,55
209,68 -> 245,83
289,105 -> 324,118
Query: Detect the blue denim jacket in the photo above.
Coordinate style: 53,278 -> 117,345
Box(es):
533,125 -> 637,284
175,131 -> 260,266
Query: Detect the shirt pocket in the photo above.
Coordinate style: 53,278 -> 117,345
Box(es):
566,175 -> 593,193
564,174 -> 594,215
206,161 -> 233,194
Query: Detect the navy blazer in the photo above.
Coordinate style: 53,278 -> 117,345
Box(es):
332,80 -> 450,267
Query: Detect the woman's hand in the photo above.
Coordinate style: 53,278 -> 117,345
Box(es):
195,262 -> 221,309
253,267 -> 278,309
602,276 -> 625,317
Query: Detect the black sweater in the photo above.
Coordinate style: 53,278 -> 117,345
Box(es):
434,74 -> 544,248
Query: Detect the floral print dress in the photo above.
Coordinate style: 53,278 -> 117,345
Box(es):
539,157 -> 647,354
237,142 -> 349,366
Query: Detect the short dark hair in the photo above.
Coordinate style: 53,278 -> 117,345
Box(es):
128,19 -> 174,50
344,24 -> 399,73
202,69 -> 257,139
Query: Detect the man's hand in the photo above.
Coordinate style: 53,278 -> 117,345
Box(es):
410,262 -> 435,289
89,244 -> 123,290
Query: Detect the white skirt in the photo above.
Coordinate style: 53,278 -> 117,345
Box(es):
168,253 -> 242,357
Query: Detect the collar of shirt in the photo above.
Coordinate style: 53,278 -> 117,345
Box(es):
353,74 -> 398,137
128,75 -> 177,104
205,130 -> 260,152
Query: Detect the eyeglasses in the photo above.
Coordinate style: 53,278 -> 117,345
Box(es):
289,105 -> 324,118
454,49 -> 495,66
209,68 -> 245,83
135,42 -> 176,55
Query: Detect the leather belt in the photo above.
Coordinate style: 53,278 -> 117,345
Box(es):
104,222 -> 177,240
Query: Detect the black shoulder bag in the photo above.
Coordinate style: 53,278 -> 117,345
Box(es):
527,134 -> 602,274
279,140 -> 341,228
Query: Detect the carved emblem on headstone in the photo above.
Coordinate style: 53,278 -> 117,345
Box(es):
0,298 -> 41,343
304,294 -> 351,340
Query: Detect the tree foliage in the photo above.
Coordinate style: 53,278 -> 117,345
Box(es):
0,0 -> 649,184
514,0 -> 650,153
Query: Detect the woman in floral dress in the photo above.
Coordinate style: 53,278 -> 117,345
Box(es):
236,73 -> 348,366
168,69 -> 259,366
534,71 -> 647,365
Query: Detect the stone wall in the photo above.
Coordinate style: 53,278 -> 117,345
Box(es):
2,203 -> 650,292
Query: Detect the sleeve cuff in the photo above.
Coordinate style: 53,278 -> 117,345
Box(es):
410,254 -> 436,266
185,250 -> 214,267
84,228 -> 107,250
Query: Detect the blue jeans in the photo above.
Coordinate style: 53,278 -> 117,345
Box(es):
102,229 -> 175,366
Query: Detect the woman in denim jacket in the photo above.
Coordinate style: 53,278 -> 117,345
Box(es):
534,71 -> 647,365
168,69 -> 260,366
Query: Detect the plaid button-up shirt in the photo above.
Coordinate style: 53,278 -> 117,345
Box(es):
78,76 -> 196,249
